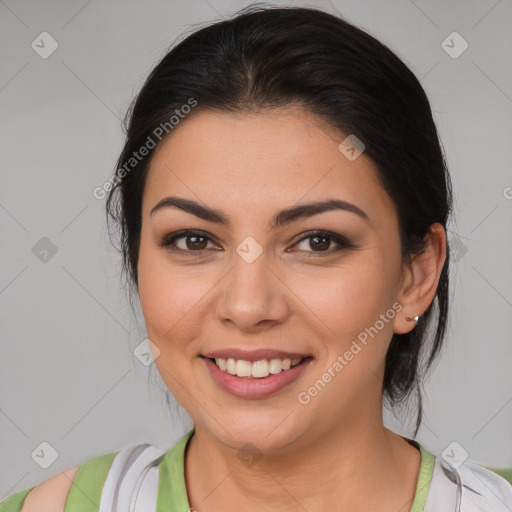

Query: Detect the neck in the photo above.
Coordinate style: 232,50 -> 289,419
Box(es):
184,414 -> 421,512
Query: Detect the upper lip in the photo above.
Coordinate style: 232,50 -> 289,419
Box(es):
201,348 -> 311,362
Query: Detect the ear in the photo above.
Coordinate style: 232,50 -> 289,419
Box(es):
394,223 -> 447,334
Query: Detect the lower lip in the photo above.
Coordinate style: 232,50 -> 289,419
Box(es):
201,356 -> 313,399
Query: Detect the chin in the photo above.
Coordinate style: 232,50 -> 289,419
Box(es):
200,411 -> 306,454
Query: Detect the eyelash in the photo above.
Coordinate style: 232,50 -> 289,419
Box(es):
158,229 -> 352,257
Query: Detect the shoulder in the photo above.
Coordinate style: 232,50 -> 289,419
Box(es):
0,449 -> 119,512
424,450 -> 512,512
458,460 -> 512,507
2,433 -> 192,512
20,466 -> 80,512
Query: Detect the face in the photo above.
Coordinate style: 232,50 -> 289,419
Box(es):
137,108 -> 410,452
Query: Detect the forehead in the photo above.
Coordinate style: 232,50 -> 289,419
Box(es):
143,108 -> 397,225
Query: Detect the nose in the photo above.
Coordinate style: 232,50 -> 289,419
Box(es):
216,249 -> 290,333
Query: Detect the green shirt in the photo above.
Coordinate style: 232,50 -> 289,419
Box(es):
0,430 -> 438,511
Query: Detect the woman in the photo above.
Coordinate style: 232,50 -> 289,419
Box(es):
2,5 -> 511,511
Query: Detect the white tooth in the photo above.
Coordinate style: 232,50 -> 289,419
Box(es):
226,358 -> 237,375
219,357 -> 300,375
252,360 -> 270,378
236,359 -> 252,377
269,359 -> 282,374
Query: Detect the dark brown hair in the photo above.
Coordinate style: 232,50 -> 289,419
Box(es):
106,4 -> 453,436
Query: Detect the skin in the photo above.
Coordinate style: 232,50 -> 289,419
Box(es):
135,107 -> 447,512
21,466 -> 79,511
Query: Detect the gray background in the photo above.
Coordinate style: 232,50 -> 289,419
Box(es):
1,0 -> 511,498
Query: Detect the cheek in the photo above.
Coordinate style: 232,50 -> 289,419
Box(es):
297,256 -> 395,327
137,244 -> 194,337
137,242 -> 222,348
298,257 -> 399,374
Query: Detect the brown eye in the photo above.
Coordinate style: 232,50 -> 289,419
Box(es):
159,229 -> 351,256
293,231 -> 351,255
183,234 -> 208,250
159,230 -> 216,253
308,235 -> 330,251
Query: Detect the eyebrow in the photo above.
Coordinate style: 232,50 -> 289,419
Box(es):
149,196 -> 370,229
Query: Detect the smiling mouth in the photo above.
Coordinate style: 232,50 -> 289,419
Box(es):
202,356 -> 311,379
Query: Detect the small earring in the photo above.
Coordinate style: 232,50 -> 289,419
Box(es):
405,315 -> 419,325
